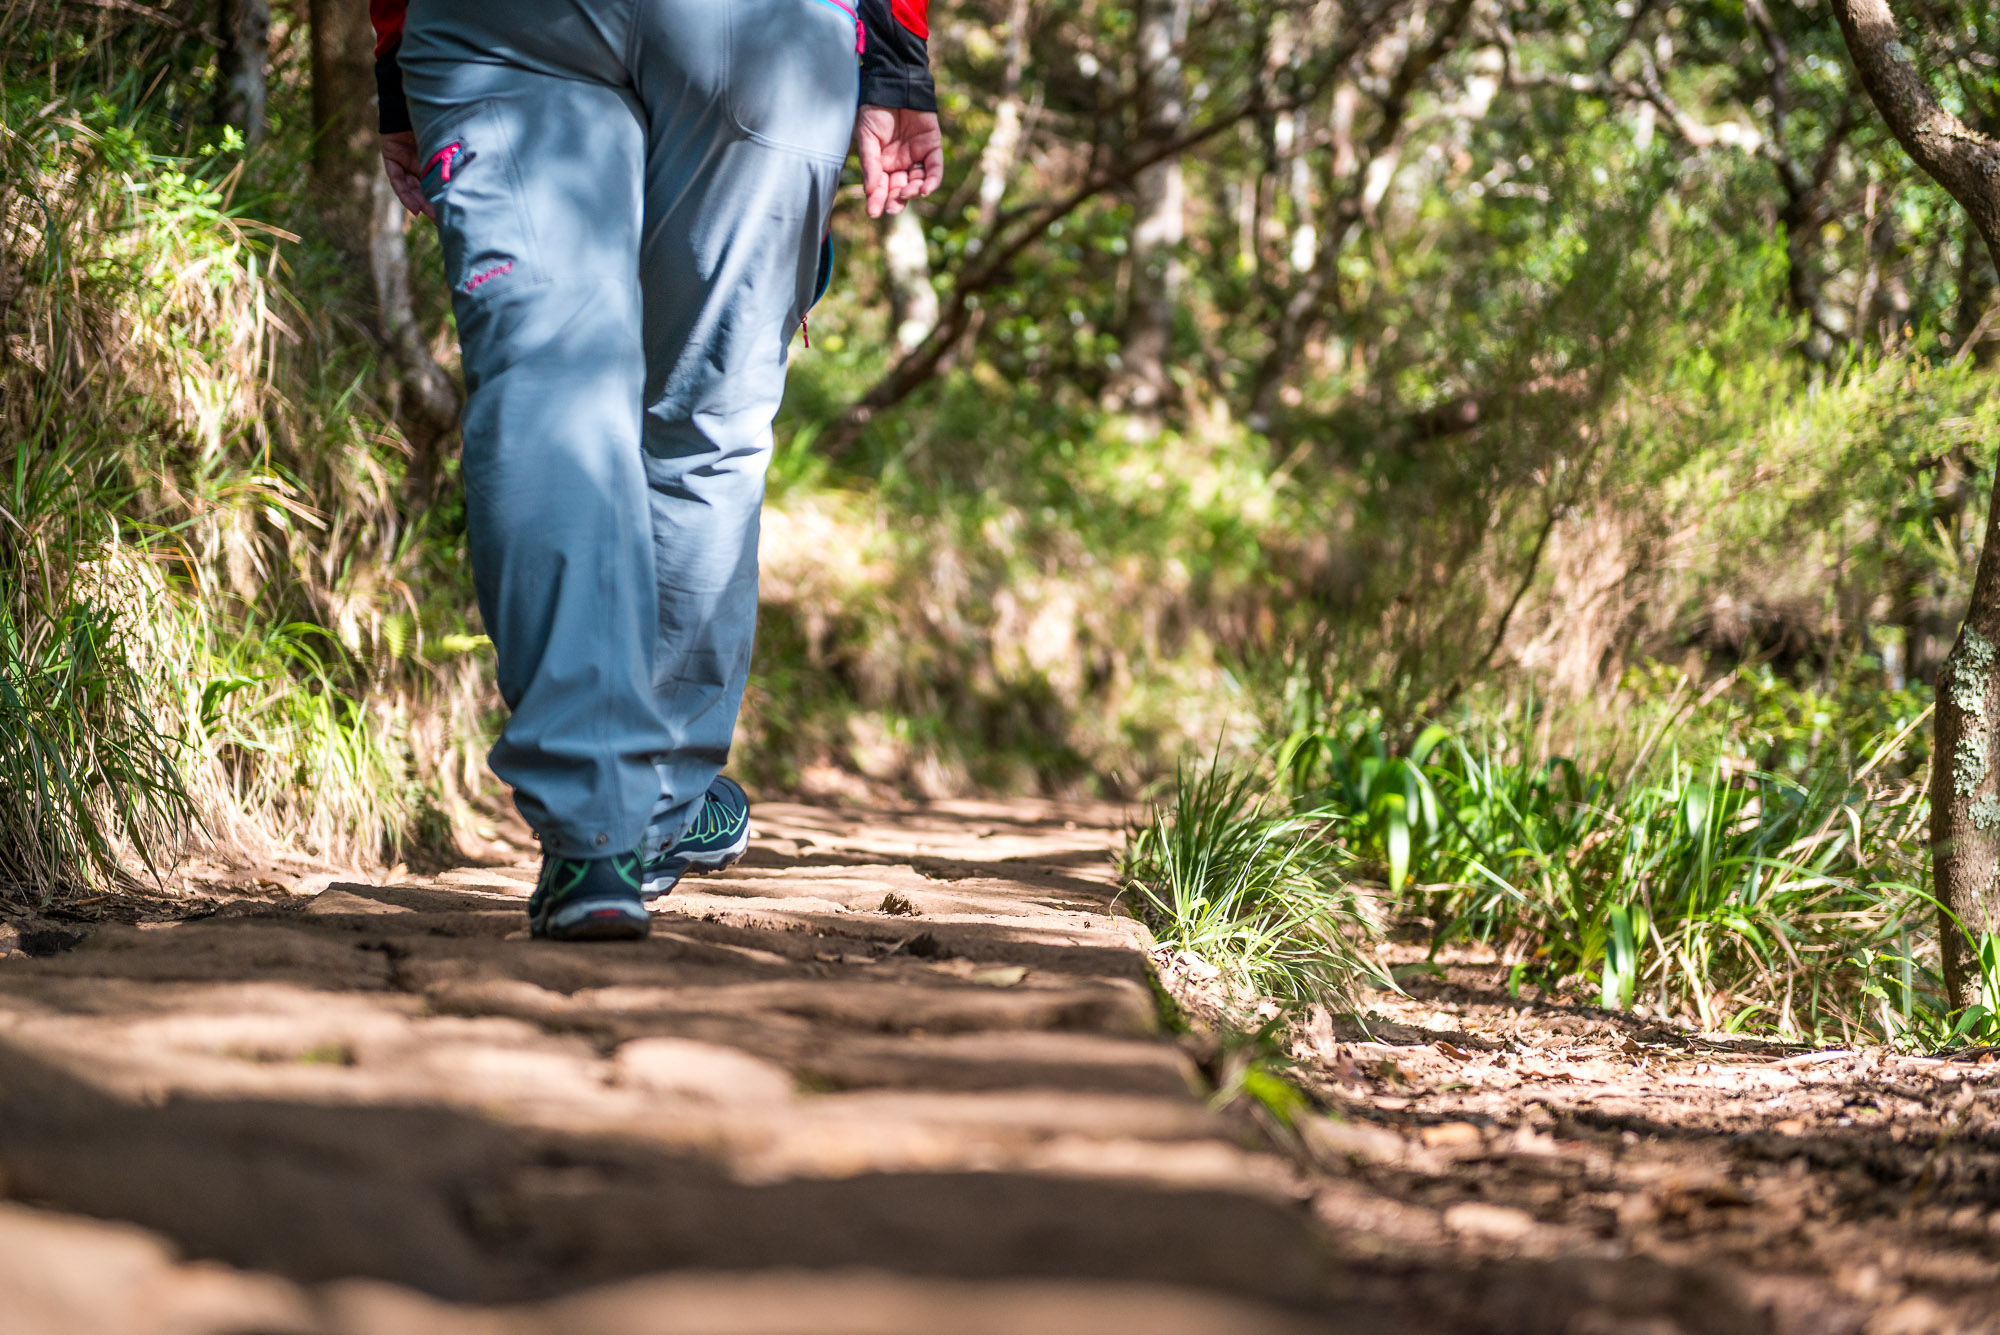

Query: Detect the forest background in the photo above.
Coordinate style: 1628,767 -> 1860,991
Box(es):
6,0 -> 1999,1046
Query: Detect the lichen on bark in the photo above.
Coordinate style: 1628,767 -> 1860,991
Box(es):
1948,627 -> 1998,798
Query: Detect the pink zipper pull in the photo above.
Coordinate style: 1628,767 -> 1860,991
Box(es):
800,315 -> 811,348
423,142 -> 464,183
857,18 -> 865,53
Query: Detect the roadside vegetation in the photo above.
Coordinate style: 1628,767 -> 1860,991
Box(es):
1126,666 -> 2000,1049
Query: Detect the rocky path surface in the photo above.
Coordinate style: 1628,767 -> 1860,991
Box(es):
0,801 -> 1336,1335
4,801 -> 1998,1335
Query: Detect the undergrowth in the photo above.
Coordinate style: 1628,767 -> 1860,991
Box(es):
1128,666 -> 1993,1052
0,14 -> 489,902
12,0 -> 2000,956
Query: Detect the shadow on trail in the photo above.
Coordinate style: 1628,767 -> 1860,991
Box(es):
0,844 -> 1795,1333
0,1037 -> 1789,1334
0,1041 -> 1327,1306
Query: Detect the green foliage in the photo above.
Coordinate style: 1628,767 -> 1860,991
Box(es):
8,0 -> 1999,943
0,592 -> 194,903
1205,1018 -> 1316,1130
1259,668 -> 1938,1042
1121,755 -> 1382,1014
1278,721 -> 1453,897
1857,906 -> 2000,1051
0,172 -> 199,900
0,7 -> 488,898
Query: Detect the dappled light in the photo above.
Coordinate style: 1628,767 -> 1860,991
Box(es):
8,0 -> 2000,1330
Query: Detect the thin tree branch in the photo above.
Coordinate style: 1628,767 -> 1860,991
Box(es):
1830,0 -> 2000,269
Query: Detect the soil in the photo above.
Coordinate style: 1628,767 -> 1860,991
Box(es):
0,801 -> 1995,1334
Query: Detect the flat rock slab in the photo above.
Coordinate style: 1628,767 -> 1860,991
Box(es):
0,800 -> 1347,1333
0,1201 -> 1327,1335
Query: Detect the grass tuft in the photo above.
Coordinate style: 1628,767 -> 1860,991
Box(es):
1121,755 -> 1382,1016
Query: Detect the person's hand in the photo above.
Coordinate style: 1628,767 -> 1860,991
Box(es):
380,131 -> 434,221
854,106 -> 942,218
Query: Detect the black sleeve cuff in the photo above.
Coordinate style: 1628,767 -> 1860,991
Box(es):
857,0 -> 936,111
858,65 -> 938,112
375,47 -> 412,135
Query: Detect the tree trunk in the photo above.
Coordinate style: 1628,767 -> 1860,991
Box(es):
309,0 -> 378,241
1929,506 -> 2000,1007
1114,0 -> 1192,413
972,0 -> 1030,235
1833,0 -> 2000,1007
309,0 -> 459,470
883,210 -> 938,354
213,0 -> 270,148
1743,0 -> 1850,361
1248,0 -> 1476,426
1776,181 -> 1838,361
369,170 -> 460,483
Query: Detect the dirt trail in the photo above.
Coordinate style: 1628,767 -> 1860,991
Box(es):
1274,949 -> 2000,1335
0,801 -> 1995,1334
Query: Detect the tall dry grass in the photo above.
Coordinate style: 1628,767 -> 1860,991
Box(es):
0,9 -> 492,903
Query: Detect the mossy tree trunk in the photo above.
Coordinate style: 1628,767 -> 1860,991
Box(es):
1833,0 -> 2000,1006
1932,524 -> 2000,1004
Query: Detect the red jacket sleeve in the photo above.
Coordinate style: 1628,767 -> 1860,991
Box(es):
370,0 -> 407,56
859,0 -> 935,111
370,0 -> 413,133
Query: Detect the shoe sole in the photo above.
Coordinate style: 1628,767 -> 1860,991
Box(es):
533,902 -> 652,942
642,830 -> 750,899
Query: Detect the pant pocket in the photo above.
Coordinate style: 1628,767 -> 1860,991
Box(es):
419,101 -> 548,298
725,0 -> 861,163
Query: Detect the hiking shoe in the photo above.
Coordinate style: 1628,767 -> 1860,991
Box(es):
528,849 -> 651,941
642,775 -> 751,899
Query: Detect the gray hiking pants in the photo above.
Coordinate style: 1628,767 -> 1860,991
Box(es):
398,0 -> 857,857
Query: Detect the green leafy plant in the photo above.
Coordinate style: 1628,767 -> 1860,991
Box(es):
1279,721 -> 1450,894
0,597 -> 195,903
1255,674 -> 1936,1042
1857,900 -> 2000,1051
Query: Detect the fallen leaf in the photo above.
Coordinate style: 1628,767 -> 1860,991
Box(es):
970,965 -> 1029,987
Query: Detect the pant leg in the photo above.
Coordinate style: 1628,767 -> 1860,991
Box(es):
398,0 -> 669,858
631,0 -> 859,843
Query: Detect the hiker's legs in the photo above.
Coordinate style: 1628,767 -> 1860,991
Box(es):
397,6 -> 667,858
632,0 -> 857,844
398,0 -> 855,853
